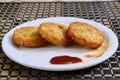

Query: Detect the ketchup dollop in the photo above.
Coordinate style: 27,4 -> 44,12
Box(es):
50,55 -> 82,64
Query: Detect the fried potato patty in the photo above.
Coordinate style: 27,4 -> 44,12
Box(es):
12,26 -> 46,47
38,22 -> 72,46
67,22 -> 104,48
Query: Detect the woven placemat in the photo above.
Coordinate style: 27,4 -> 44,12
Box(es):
0,1 -> 120,80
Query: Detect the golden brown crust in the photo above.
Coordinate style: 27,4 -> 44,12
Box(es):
38,22 -> 72,46
12,26 -> 46,47
67,22 -> 104,48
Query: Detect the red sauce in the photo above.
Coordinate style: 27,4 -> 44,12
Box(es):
50,55 -> 82,64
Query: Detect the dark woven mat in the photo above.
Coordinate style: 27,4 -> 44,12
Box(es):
0,1 -> 120,80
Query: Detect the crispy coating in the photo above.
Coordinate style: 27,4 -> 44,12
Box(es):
12,26 -> 46,47
67,22 -> 104,48
38,22 -> 72,46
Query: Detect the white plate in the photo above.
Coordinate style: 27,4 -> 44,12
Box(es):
2,17 -> 118,71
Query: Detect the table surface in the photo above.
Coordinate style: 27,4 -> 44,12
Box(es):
0,1 -> 120,80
